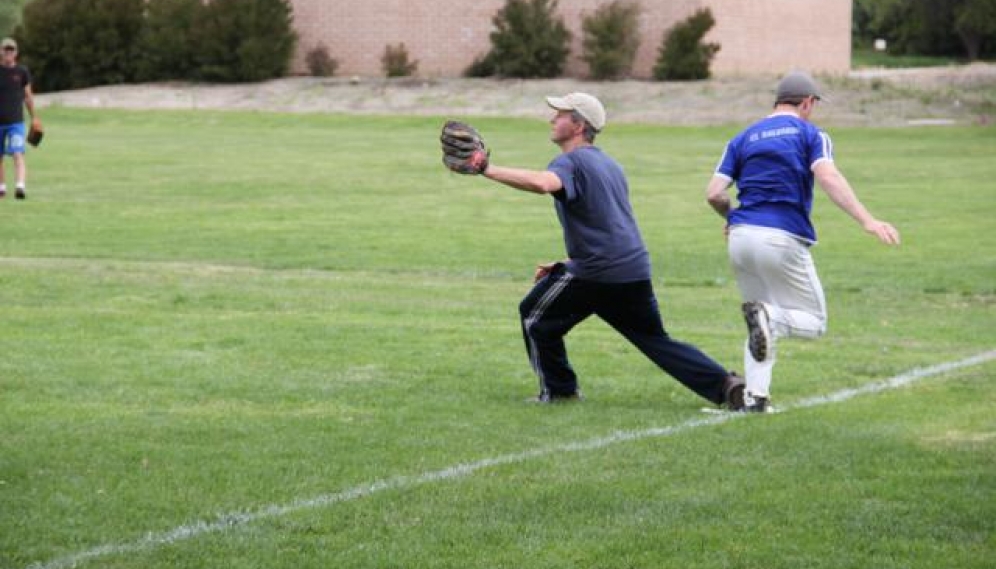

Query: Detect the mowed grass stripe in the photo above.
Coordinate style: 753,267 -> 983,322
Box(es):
28,350 -> 995,569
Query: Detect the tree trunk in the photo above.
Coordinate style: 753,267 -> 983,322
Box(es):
957,29 -> 981,61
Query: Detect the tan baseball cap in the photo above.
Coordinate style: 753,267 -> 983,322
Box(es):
546,92 -> 606,131
1,38 -> 17,50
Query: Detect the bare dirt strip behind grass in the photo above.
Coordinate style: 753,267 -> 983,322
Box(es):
36,64 -> 996,127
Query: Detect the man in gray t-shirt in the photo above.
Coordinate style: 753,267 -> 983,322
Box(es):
547,145 -> 651,283
461,92 -> 744,409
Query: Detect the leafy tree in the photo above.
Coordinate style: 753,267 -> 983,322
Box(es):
193,0 -> 297,83
487,0 -> 571,78
852,0 -> 906,46
13,0 -> 70,92
653,8 -> 720,81
1,0 -> 32,38
463,52 -> 497,77
72,0 -> 144,86
955,0 -> 996,60
14,0 -> 297,90
853,0 -> 995,60
136,0 -> 202,82
18,0 -> 143,92
581,0 -> 641,80
903,0 -> 963,56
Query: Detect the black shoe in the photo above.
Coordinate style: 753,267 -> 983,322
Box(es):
527,390 -> 584,404
742,301 -> 771,362
14,187 -> 25,200
723,372 -> 745,411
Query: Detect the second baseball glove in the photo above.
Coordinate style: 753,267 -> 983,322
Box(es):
27,122 -> 43,147
440,120 -> 489,175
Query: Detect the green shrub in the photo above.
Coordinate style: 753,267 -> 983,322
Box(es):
487,0 -> 571,78
381,43 -> 418,77
653,8 -> 720,81
15,0 -> 74,92
18,0 -> 144,92
1,0 -> 31,38
191,0 -> 296,83
463,52 -> 497,78
18,0 -> 297,90
305,43 -> 338,77
135,0 -> 201,82
581,0 -> 641,80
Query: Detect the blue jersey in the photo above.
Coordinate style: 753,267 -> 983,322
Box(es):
715,113 -> 834,242
547,146 -> 651,283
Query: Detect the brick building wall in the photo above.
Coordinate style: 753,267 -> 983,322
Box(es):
287,0 -> 851,78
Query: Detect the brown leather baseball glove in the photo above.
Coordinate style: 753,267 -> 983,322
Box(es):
27,121 -> 43,147
440,120 -> 489,175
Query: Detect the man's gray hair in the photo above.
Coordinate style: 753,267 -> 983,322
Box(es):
570,110 -> 598,143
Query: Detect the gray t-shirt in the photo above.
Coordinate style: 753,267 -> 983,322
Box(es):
547,146 -> 651,283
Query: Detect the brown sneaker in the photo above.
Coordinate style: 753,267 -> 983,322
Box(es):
723,373 -> 745,411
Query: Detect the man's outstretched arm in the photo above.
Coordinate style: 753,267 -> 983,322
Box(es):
484,165 -> 563,195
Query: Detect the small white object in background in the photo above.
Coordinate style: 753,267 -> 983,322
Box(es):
874,38 -> 887,52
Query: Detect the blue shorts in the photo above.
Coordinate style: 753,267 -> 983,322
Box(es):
0,123 -> 26,155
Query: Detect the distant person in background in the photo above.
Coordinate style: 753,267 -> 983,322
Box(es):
705,71 -> 900,412
0,37 -> 40,200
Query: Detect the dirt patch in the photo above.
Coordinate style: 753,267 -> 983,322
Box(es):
36,64 -> 996,127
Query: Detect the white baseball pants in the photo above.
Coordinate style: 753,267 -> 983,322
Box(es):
728,225 -> 827,398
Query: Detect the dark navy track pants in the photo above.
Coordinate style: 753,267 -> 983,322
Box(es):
519,265 -> 729,404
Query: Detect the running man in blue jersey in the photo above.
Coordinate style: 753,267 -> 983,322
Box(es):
705,71 -> 900,413
482,92 -> 744,409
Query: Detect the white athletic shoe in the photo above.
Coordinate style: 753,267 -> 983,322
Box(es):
742,301 -> 772,362
744,396 -> 775,413
526,390 -> 584,404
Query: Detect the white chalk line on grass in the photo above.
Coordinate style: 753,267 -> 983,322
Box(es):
27,349 -> 996,569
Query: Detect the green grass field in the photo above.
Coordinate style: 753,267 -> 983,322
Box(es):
1,109 -> 994,569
